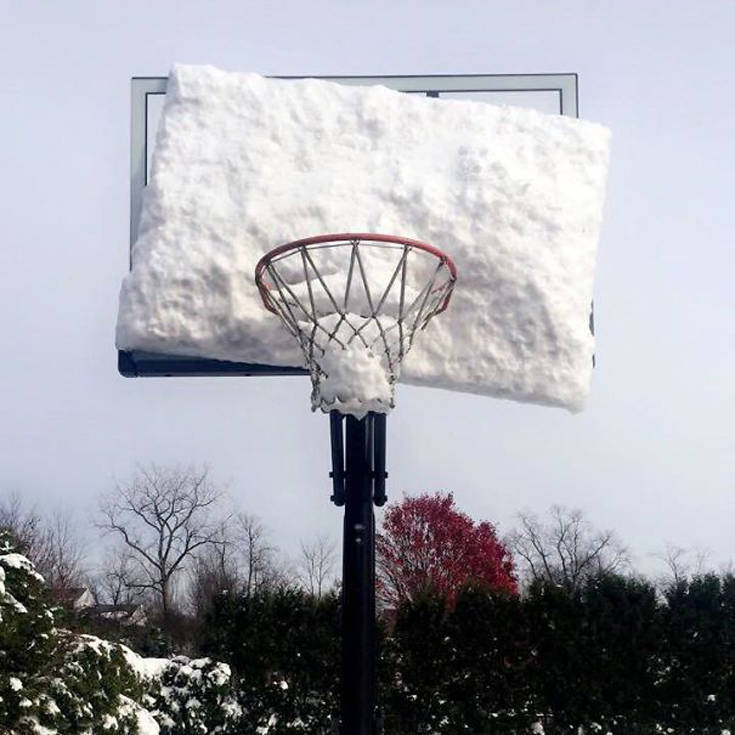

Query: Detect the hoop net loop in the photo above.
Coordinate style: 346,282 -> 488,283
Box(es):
255,233 -> 457,416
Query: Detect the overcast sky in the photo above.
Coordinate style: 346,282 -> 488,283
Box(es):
2,0 -> 733,579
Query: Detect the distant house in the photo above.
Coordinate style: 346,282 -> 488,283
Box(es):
51,586 -> 95,611
50,586 -> 147,627
85,603 -> 148,627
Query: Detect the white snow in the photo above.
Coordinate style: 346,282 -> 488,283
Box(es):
101,713 -> 118,730
123,650 -> 170,681
117,64 -> 610,413
26,721 -> 56,735
316,340 -> 393,417
0,562 -> 29,615
119,695 -> 160,735
1,552 -> 45,582
76,634 -> 169,680
206,661 -> 231,686
43,698 -> 60,716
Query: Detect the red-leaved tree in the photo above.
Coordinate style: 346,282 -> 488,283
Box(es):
377,492 -> 517,608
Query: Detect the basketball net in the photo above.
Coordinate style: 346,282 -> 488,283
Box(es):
255,234 -> 457,416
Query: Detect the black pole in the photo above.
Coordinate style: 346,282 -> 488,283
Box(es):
342,414 -> 376,735
329,411 -> 386,735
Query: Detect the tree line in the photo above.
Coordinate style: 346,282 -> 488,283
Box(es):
193,565 -> 735,732
0,466 -> 339,644
1,466 -> 717,636
3,465 -> 733,732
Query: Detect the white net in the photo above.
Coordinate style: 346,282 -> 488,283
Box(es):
255,235 -> 456,417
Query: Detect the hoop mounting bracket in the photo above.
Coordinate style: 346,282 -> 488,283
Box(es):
329,411 -> 387,507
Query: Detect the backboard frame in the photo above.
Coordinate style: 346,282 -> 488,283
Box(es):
120,72 -> 579,378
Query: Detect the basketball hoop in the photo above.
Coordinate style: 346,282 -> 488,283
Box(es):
255,233 -> 457,416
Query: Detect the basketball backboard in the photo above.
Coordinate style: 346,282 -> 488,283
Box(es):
120,72 -> 580,379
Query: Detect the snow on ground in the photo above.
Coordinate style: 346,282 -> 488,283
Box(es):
117,64 -> 610,413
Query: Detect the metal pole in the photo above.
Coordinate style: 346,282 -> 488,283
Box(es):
329,411 -> 387,735
341,413 -> 376,735
329,411 -> 387,734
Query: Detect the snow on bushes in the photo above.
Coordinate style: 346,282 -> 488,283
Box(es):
143,656 -> 242,734
0,532 -> 241,734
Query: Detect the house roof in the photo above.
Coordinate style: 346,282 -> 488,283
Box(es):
87,604 -> 141,615
50,586 -> 88,602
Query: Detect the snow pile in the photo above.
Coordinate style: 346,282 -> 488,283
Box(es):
117,64 -> 610,412
317,342 -> 392,416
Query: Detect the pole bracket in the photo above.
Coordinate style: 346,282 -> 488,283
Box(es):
329,411 -> 388,507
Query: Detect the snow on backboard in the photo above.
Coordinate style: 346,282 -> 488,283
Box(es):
120,72 -> 582,381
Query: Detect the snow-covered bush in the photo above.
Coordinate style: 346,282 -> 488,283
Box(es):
0,532 -> 57,730
144,655 -> 242,733
0,531 -> 150,733
0,531 -> 242,734
202,585 -> 340,733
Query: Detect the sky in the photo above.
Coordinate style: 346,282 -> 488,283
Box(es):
1,0 -> 733,580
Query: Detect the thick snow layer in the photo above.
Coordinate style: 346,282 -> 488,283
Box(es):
117,64 -> 611,412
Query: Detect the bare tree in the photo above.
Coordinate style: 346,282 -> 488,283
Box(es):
0,493 -> 52,570
298,535 -> 337,598
189,512 -> 286,617
657,543 -> 712,589
189,554 -> 234,619
237,513 -> 282,597
507,505 -> 628,592
189,520 -> 241,617
659,543 -> 689,587
0,494 -> 83,590
89,547 -> 148,606
98,465 -> 226,620
40,514 -> 85,590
